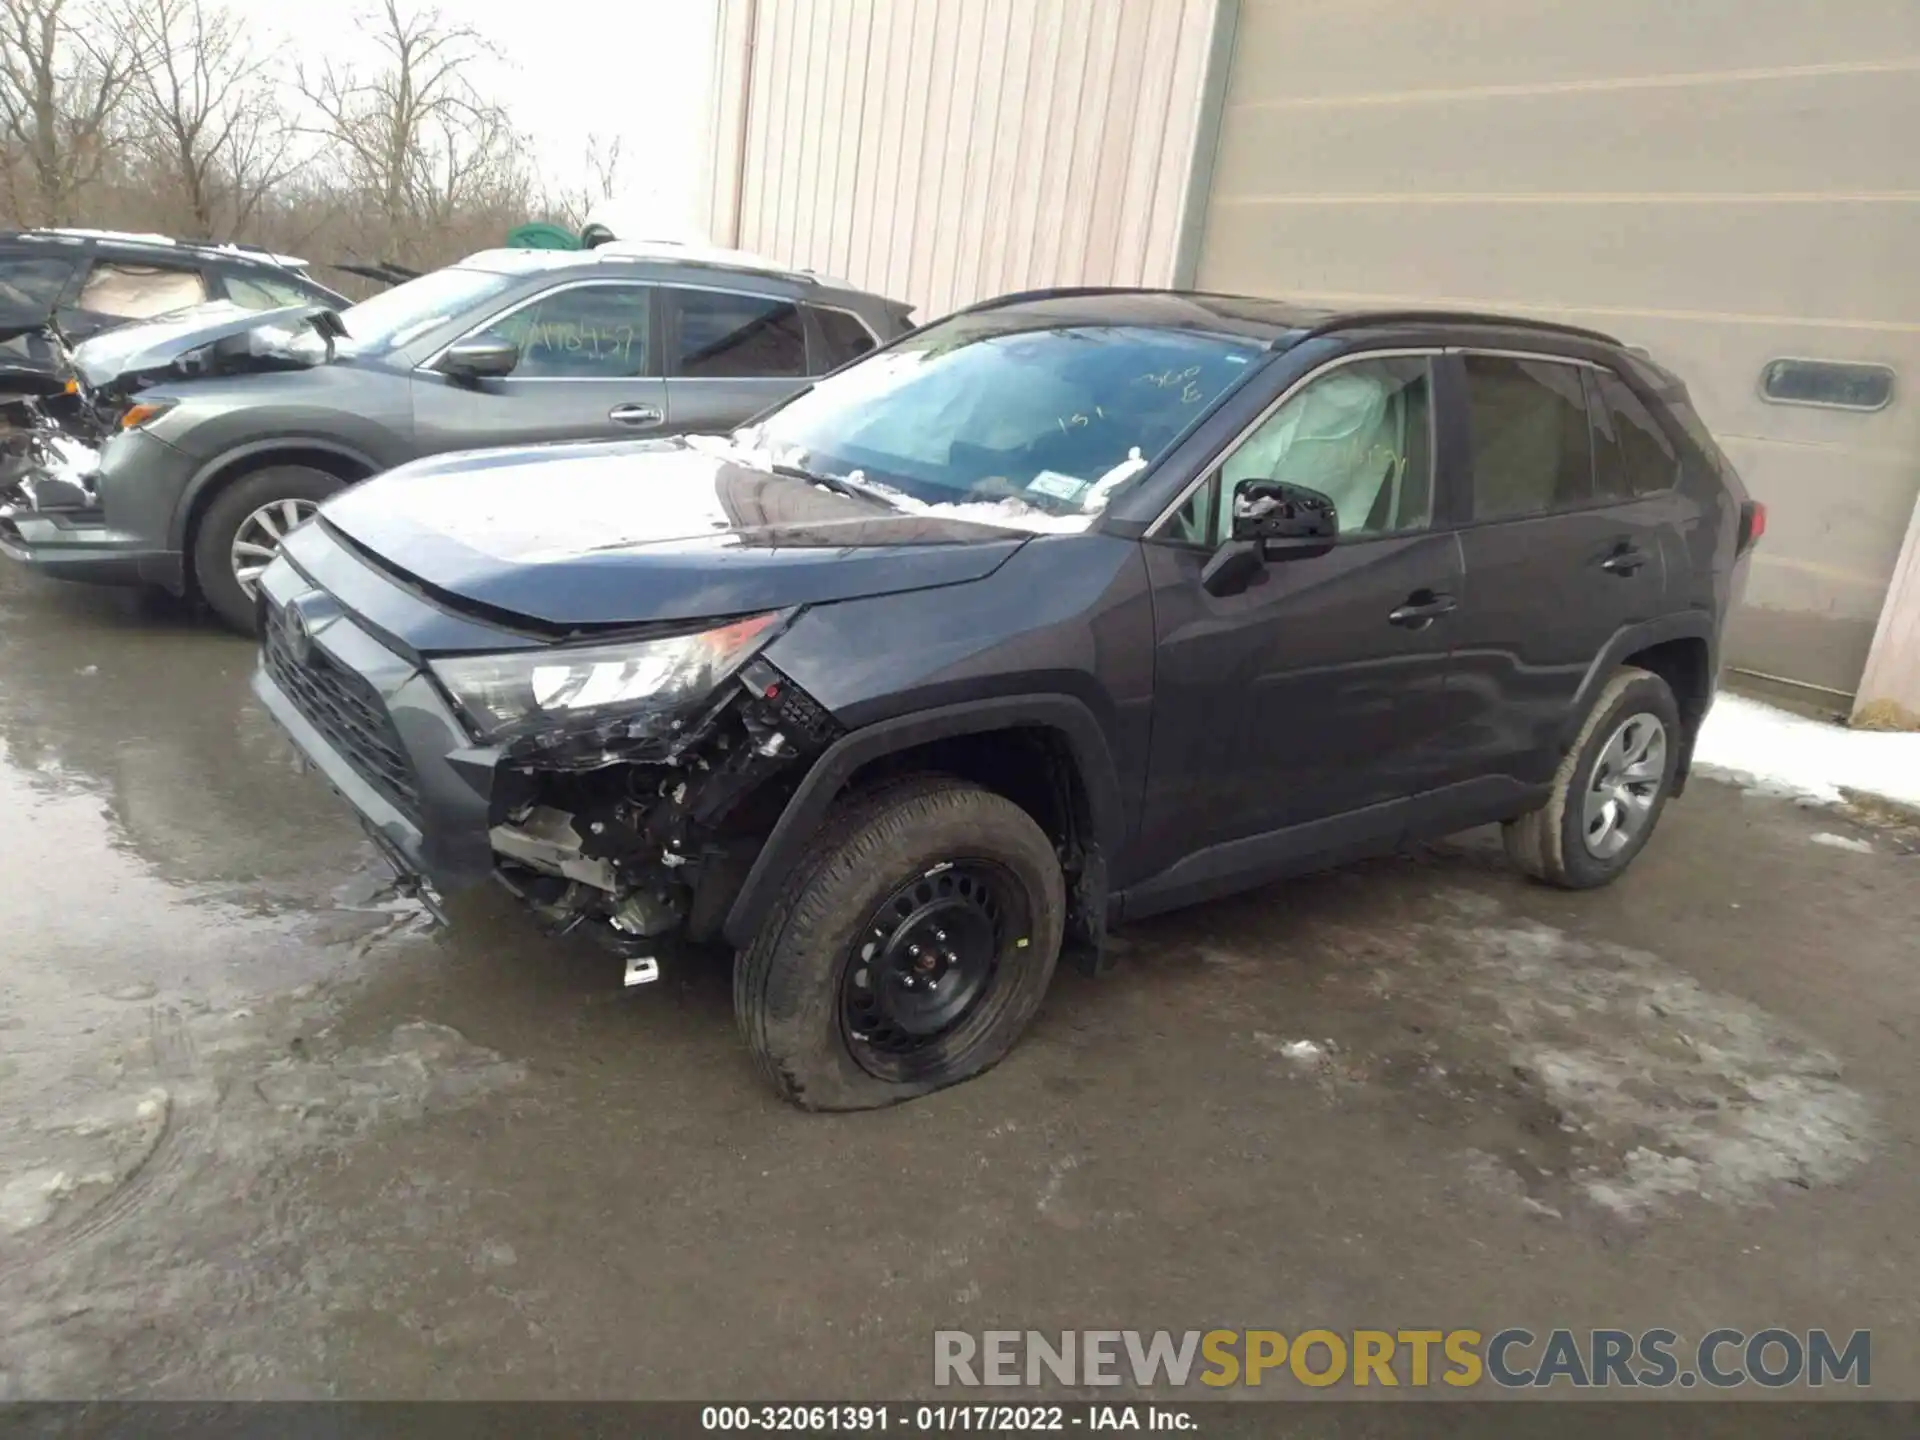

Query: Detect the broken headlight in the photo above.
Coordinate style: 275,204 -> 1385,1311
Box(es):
430,612 -> 783,742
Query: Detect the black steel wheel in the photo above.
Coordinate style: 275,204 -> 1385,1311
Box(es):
736,778 -> 1066,1111
840,859 -> 1030,1082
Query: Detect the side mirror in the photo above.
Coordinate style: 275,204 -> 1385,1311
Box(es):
1202,479 -> 1339,597
1231,479 -> 1339,556
437,337 -> 520,382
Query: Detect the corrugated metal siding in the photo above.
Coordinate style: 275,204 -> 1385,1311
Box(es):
1194,0 -> 1920,696
707,0 -> 1216,321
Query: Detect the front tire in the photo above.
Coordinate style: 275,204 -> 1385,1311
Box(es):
735,778 -> 1066,1111
1503,665 -> 1681,889
192,465 -> 344,635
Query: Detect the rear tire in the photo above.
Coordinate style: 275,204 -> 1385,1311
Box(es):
1504,665 -> 1681,889
193,465 -> 345,635
735,778 -> 1066,1111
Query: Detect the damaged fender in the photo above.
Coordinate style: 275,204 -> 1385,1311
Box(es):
719,693 -> 1126,965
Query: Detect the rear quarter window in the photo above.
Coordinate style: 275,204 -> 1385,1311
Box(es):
1616,355 -> 1731,477
224,273 -> 325,309
1592,370 -> 1679,496
807,304 -> 878,371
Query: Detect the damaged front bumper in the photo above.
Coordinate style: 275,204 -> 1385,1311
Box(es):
0,432 -> 180,586
251,555 -> 501,897
0,427 -> 104,510
0,505 -> 175,586
252,523 -> 840,958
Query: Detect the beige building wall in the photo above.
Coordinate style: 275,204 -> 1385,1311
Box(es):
704,0 -> 1217,321
1193,0 -> 1920,697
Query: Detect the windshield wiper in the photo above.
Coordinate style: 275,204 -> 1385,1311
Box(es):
769,461 -> 901,509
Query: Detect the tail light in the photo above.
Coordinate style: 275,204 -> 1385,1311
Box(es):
1738,500 -> 1766,554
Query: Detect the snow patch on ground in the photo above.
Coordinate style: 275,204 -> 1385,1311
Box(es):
0,1170 -> 77,1235
1254,1033 -> 1333,1069
1694,693 -> 1920,810
251,1022 -> 527,1138
1809,832 -> 1875,855
1463,919 -> 1872,1218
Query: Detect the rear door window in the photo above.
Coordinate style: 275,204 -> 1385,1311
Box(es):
0,255 -> 76,311
668,289 -> 807,378
1461,354 -> 1595,520
223,273 -> 323,309
76,260 -> 209,319
806,304 -> 877,371
1589,370 -> 1679,497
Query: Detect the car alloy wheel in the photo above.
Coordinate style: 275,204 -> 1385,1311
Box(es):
1581,711 -> 1667,859
229,497 -> 318,597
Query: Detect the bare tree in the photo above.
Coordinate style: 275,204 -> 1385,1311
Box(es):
296,0 -> 525,262
0,0 -> 144,224
125,0 -> 291,236
545,132 -> 624,230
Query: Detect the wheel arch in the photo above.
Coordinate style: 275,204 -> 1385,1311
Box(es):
173,439 -> 379,568
721,695 -> 1125,952
1563,614 -> 1717,795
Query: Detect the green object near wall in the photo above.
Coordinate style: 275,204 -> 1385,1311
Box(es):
506,222 -> 582,251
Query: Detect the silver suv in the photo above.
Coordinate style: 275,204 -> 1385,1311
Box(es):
0,241 -> 913,633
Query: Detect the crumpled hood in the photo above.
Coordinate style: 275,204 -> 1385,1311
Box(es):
317,437 -> 1033,628
72,301 -> 344,389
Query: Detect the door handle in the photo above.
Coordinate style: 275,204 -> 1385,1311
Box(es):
1389,590 -> 1457,628
1600,543 -> 1649,575
608,403 -> 663,427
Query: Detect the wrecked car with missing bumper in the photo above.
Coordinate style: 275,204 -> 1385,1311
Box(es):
253,290 -> 1755,1110
0,301 -> 347,581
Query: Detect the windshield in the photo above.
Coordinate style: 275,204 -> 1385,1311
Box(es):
340,266 -> 520,354
739,314 -> 1265,531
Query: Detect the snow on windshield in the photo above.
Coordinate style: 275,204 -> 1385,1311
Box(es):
693,430 -> 1150,536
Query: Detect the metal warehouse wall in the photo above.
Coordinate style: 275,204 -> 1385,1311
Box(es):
704,0 -> 1217,322
1192,0 -> 1920,698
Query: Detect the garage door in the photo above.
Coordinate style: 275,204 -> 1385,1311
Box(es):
1192,0 -> 1920,697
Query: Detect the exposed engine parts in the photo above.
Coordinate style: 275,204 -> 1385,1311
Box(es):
488,658 -> 841,956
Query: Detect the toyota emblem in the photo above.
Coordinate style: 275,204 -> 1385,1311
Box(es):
282,590 -> 336,665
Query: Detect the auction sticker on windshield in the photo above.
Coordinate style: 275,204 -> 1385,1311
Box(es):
1026,470 -> 1090,503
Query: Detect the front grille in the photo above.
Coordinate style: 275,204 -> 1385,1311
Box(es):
263,603 -> 422,822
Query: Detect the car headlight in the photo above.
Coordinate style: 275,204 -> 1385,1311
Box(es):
430,612 -> 783,742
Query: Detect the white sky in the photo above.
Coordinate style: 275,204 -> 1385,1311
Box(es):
230,0 -> 721,236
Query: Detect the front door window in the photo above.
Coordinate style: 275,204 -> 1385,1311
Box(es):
1170,355 -> 1434,546
469,284 -> 654,378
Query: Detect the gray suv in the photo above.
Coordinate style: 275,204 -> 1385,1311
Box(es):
0,242 -> 913,632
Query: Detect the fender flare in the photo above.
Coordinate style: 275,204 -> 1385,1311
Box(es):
1560,611 -> 1718,749
1561,611 -> 1718,793
171,436 -> 381,551
720,694 -> 1126,950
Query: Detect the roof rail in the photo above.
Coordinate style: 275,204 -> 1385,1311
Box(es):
956,285 -> 1164,315
4,226 -> 311,270
591,238 -> 821,286
1285,308 -> 1622,349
